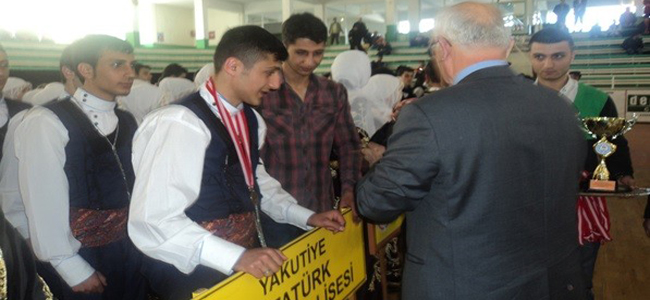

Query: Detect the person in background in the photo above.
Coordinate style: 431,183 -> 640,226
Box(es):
554,0 -> 571,29
622,31 -> 645,54
569,70 -> 582,81
258,14 -> 361,247
574,0 -> 588,26
2,77 -> 31,101
620,7 -> 637,28
529,27 -> 635,300
157,63 -> 188,84
396,65 -> 416,100
329,17 -> 342,45
134,63 -> 153,85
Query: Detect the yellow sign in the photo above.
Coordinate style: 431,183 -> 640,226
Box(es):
367,215 -> 404,254
193,209 -> 366,300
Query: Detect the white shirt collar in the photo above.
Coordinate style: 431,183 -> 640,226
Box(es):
72,88 -> 116,112
534,76 -> 578,103
558,77 -> 579,103
199,81 -> 243,116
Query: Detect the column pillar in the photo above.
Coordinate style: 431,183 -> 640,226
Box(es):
407,0 -> 420,33
525,0 -> 535,27
385,0 -> 397,41
126,0 -> 140,46
194,0 -> 209,49
282,0 -> 293,21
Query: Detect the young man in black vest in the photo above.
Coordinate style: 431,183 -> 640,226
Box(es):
128,25 -> 345,300
0,43 -> 51,300
14,35 -> 146,299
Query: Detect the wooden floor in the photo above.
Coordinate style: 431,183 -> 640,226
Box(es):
593,168 -> 650,300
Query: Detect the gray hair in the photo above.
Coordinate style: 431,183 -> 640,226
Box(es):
434,2 -> 511,49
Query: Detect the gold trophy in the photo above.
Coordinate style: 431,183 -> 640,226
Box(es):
582,115 -> 637,191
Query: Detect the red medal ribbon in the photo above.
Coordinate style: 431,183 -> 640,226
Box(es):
205,78 -> 255,191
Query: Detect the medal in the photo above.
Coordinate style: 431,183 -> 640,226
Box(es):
206,78 -> 267,247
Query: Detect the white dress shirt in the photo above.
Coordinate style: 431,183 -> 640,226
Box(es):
559,77 -> 579,102
14,88 -> 119,287
534,76 -> 579,103
0,105 -> 28,239
128,83 -> 315,276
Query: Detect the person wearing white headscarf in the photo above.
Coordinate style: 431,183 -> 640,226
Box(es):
117,82 -> 170,124
331,50 -> 376,134
22,82 -> 65,106
360,74 -> 402,136
2,77 -> 32,100
193,63 -> 214,88
158,77 -> 197,103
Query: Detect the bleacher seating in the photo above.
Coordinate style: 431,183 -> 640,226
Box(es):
2,34 -> 649,89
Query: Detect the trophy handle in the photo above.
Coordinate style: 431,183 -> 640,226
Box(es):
612,114 -> 638,139
580,119 -> 598,139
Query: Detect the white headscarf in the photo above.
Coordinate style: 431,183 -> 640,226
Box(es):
194,63 -> 214,87
2,77 -> 32,100
331,50 -> 371,97
361,74 -> 402,134
331,50 -> 380,135
158,77 -> 197,103
118,83 -> 169,124
22,82 -> 65,105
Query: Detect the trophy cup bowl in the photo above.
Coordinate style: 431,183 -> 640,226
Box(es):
581,115 -> 637,191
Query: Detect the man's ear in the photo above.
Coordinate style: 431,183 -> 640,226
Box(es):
77,63 -> 94,82
223,57 -> 243,77
437,37 -> 452,61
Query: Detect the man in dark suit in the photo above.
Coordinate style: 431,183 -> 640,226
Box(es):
356,2 -> 588,299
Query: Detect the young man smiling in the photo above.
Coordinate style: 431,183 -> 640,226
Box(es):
257,13 -> 361,247
127,25 -> 345,300
529,27 -> 634,300
15,35 -> 145,299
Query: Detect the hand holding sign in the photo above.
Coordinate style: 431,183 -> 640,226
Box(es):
307,210 -> 346,233
233,248 -> 287,279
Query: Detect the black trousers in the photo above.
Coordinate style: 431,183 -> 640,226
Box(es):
38,238 -> 147,300
580,242 -> 601,300
142,255 -> 228,300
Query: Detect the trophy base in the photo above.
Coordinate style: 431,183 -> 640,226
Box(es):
589,179 -> 617,192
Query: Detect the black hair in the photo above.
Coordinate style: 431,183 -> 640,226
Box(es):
68,34 -> 134,83
135,63 -> 151,74
59,44 -> 75,82
528,28 -> 575,49
423,61 -> 440,84
282,13 -> 328,45
396,65 -> 414,76
213,25 -> 288,72
159,63 -> 188,82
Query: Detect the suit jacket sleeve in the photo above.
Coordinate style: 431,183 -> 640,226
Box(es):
356,103 -> 440,223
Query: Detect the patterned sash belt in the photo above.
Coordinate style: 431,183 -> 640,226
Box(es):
69,207 -> 128,247
199,212 -> 259,249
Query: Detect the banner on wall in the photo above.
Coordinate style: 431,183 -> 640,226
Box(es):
625,90 -> 650,122
193,209 -> 366,300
